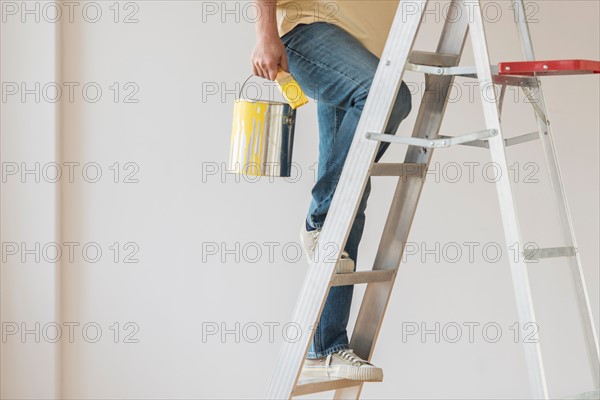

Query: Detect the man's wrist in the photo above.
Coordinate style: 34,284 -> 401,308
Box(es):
256,28 -> 280,42
255,0 -> 279,39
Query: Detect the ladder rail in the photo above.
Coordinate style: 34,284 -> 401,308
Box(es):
265,2 -> 428,398
512,0 -> 600,387
266,1 -> 599,398
466,0 -> 549,397
335,2 -> 471,398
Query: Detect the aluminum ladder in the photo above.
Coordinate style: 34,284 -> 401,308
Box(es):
266,1 -> 600,398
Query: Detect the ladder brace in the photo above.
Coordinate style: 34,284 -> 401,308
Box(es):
408,62 -> 539,87
407,62 -> 499,77
521,85 -> 551,124
365,129 -> 497,148
439,130 -> 540,149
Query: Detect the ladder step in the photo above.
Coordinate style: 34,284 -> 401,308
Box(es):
331,270 -> 396,287
523,246 -> 577,261
370,162 -> 426,177
408,50 -> 458,67
294,377 -> 361,396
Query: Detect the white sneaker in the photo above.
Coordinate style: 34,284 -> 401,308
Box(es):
302,349 -> 383,382
300,222 -> 354,274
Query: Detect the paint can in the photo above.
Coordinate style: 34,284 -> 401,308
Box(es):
228,76 -> 297,177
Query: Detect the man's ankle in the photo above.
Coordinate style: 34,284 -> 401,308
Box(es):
306,219 -> 317,232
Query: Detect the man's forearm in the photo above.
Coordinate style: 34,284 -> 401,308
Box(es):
254,0 -> 279,40
251,0 -> 287,79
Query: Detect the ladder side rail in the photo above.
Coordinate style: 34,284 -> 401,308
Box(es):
513,0 -> 600,386
466,1 -> 548,398
335,1 -> 472,398
265,1 -> 429,398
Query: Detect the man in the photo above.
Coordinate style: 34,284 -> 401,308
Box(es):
252,0 -> 412,381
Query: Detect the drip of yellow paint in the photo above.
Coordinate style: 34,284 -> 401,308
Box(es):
229,99 -> 268,176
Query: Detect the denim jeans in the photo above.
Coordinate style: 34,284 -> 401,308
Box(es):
281,22 -> 412,359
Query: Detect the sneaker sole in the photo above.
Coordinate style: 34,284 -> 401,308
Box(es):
302,365 -> 383,382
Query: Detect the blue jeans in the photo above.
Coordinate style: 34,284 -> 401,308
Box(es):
281,22 -> 412,359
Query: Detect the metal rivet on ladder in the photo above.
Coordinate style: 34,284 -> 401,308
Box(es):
385,60 -> 391,66
505,66 -> 511,71
543,65 -> 548,70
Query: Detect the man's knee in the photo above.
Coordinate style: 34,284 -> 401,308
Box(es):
352,89 -> 370,111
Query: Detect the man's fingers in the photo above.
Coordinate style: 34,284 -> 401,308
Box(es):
269,67 -> 278,81
280,54 -> 289,73
254,62 -> 266,79
252,57 -> 286,80
260,65 -> 269,80
263,62 -> 277,80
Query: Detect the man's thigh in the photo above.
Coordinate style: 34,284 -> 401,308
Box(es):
281,22 -> 380,110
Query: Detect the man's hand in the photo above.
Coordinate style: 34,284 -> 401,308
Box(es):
251,0 -> 288,81
251,35 -> 288,81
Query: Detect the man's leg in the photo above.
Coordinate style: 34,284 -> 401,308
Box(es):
281,22 -> 412,359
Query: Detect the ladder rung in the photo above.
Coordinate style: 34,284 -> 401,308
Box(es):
294,377 -> 361,396
505,131 -> 540,146
408,50 -> 458,67
370,162 -> 426,177
330,270 -> 396,287
523,246 -> 577,261
560,388 -> 599,399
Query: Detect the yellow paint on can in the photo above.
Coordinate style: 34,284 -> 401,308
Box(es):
229,99 -> 268,176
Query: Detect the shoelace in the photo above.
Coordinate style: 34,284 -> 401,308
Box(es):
337,350 -> 366,366
308,229 -> 321,253
309,229 -> 351,260
325,349 -> 369,367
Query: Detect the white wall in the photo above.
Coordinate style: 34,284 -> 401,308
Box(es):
1,4 -> 60,398
1,1 -> 598,399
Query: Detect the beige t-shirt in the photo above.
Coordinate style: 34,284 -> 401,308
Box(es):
276,1 -> 400,58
